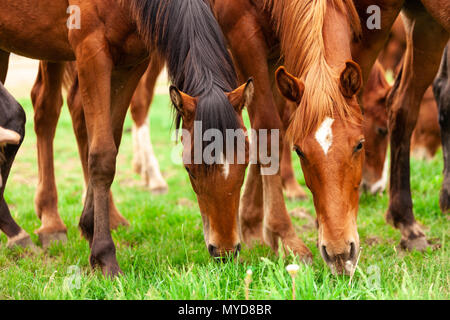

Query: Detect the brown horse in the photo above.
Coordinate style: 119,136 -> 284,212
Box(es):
210,0 -> 365,274
0,82 -> 30,248
352,0 -> 449,250
0,0 -> 253,276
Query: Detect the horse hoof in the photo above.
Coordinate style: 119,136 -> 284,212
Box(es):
38,232 -> 67,249
7,230 -> 39,252
149,185 -> 169,195
400,236 -> 429,252
102,265 -> 123,278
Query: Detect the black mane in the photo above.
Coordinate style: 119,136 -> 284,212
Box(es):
129,0 -> 241,164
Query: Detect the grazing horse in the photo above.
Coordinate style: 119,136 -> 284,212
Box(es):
0,0 -> 253,276
211,0 -> 365,274
433,45 -> 450,214
0,83 -> 29,248
352,0 -> 449,250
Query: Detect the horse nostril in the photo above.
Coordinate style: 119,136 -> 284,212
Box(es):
208,244 -> 217,257
321,245 -> 332,262
234,243 -> 241,256
349,242 -> 356,260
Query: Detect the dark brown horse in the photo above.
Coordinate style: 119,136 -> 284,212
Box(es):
0,0 -> 253,276
0,82 -> 30,248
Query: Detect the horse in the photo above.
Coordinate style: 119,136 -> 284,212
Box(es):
209,0 -> 365,274
0,0 -> 253,276
352,0 -> 449,250
0,82 -> 30,248
433,44 -> 450,214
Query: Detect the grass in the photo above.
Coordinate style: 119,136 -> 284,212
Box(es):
0,95 -> 448,300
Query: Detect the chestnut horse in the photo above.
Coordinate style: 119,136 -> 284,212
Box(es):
0,0 -> 253,276
352,0 -> 449,250
0,83 -> 29,248
210,0 -> 366,274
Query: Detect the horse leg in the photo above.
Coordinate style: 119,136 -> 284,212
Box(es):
434,46 -> 450,214
130,54 -> 168,194
280,102 -> 307,200
75,34 -> 147,275
0,50 -> 10,83
31,61 -> 67,248
66,74 -> 129,229
0,111 -> 34,249
74,39 -> 121,275
386,6 -> 449,250
223,15 -> 311,260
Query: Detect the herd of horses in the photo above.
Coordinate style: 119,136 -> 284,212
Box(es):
0,0 -> 449,277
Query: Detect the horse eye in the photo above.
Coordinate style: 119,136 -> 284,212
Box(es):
294,146 -> 305,158
354,140 -> 364,153
376,127 -> 388,136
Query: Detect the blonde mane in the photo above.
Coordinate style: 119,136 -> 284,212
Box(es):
264,0 -> 362,142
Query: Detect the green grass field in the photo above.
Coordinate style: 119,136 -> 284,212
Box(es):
0,95 -> 448,300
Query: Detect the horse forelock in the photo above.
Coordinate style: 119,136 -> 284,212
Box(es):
265,0 -> 362,143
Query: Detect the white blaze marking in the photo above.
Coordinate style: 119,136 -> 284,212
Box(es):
315,117 -> 334,155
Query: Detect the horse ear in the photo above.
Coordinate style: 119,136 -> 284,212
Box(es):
339,61 -> 362,98
169,86 -> 196,118
0,126 -> 21,145
275,67 -> 305,104
227,78 -> 254,113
